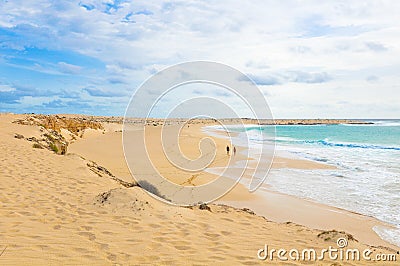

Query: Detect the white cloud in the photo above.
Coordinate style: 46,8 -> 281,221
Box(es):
0,84 -> 16,92
0,0 -> 399,117
57,62 -> 82,74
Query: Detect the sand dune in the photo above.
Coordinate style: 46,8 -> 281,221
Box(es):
0,113 -> 398,265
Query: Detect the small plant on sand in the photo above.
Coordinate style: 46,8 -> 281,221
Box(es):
32,143 -> 43,149
44,133 -> 55,142
49,143 -> 59,153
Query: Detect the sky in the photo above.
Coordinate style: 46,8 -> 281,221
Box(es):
0,0 -> 399,118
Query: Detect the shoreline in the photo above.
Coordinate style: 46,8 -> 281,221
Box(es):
205,124 -> 399,250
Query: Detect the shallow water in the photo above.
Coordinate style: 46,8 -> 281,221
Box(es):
205,120 -> 400,247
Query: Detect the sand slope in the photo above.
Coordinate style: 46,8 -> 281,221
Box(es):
0,114 -> 398,265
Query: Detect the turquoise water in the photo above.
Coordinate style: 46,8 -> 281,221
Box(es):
274,122 -> 400,150
223,120 -> 400,247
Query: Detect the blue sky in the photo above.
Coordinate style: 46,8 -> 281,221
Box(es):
0,0 -> 399,118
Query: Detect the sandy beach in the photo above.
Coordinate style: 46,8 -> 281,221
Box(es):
0,113 -> 398,265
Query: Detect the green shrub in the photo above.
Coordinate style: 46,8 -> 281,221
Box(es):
49,143 -> 59,153
44,133 -> 55,142
32,143 -> 43,149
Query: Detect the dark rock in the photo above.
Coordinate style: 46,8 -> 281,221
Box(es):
199,203 -> 211,212
242,208 -> 255,215
96,191 -> 111,204
14,133 -> 24,139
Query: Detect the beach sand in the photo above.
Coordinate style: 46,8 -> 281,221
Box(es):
0,113 -> 398,265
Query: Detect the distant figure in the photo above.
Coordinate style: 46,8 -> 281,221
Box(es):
233,146 -> 236,156
226,145 -> 230,155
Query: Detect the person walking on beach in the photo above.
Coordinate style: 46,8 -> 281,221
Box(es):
226,145 -> 230,156
233,146 -> 236,156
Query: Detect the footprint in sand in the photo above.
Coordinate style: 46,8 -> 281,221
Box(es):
95,242 -> 109,251
148,223 -> 161,229
174,245 -> 191,251
78,231 -> 96,241
204,232 -> 220,238
220,230 -> 231,236
80,225 -> 92,231
106,253 -> 117,261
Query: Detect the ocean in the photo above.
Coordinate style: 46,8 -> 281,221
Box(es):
206,120 -> 400,247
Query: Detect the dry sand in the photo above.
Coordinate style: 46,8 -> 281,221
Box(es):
0,113 -> 398,265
